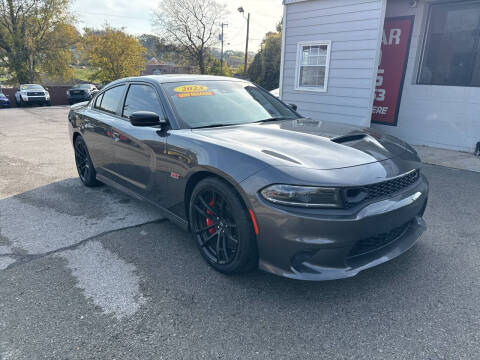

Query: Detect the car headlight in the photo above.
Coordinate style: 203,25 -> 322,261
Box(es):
260,184 -> 343,208
45,91 -> 50,99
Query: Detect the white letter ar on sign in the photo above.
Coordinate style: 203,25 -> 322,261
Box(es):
390,29 -> 402,45
383,29 -> 402,45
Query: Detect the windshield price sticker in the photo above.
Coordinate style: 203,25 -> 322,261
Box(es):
174,85 -> 209,93
176,91 -> 215,98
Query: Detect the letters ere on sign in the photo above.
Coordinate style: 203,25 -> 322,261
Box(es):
372,17 -> 414,126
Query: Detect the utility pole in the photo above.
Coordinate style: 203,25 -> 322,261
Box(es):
244,13 -> 250,78
238,7 -> 250,78
220,23 -> 228,70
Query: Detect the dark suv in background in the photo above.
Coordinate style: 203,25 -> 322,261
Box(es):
67,84 -> 98,105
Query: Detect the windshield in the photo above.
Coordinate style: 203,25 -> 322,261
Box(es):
72,84 -> 91,89
20,84 -> 44,91
162,80 -> 298,128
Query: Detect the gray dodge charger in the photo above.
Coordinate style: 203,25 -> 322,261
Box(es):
68,75 -> 428,281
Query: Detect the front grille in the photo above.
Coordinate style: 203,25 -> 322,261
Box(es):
70,90 -> 85,95
348,221 -> 412,258
345,170 -> 420,208
27,92 -> 44,96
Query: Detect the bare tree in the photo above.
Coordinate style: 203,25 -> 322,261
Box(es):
153,0 -> 226,74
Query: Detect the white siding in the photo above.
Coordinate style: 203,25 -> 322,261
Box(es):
281,0 -> 386,126
371,0 -> 480,152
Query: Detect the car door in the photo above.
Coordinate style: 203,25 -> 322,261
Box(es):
109,82 -> 168,203
80,84 -> 126,180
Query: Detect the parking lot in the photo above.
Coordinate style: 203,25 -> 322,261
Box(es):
0,106 -> 479,359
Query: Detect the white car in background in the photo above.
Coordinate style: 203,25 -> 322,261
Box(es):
270,88 -> 298,111
270,88 -> 280,98
15,84 -> 51,107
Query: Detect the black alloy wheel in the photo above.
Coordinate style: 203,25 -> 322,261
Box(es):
74,136 -> 101,187
190,178 -> 258,274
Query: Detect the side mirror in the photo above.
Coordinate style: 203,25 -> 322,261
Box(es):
288,103 -> 298,111
130,111 -> 165,127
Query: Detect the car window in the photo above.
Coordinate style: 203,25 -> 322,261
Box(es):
97,85 -> 125,114
122,84 -> 164,119
94,93 -> 104,109
73,84 -> 91,89
20,84 -> 44,91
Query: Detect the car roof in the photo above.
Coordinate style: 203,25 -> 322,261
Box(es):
108,74 -> 247,87
20,84 -> 43,86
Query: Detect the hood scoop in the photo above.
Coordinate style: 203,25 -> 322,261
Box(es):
331,133 -> 367,144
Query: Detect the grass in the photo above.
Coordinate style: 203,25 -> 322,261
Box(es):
74,67 -> 96,82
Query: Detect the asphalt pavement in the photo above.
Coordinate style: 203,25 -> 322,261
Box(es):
0,106 -> 479,359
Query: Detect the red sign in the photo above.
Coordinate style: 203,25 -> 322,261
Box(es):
372,16 -> 414,126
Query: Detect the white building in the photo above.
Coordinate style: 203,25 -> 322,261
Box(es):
280,0 -> 480,153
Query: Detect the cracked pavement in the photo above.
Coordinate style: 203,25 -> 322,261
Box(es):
1,107 -> 479,359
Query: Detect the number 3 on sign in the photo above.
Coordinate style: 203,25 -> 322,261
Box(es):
376,89 -> 386,102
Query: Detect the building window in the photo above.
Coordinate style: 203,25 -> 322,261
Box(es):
418,1 -> 480,87
295,40 -> 331,92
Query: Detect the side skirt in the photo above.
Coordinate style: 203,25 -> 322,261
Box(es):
96,174 -> 190,232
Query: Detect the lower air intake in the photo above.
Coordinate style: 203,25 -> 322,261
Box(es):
347,221 -> 412,258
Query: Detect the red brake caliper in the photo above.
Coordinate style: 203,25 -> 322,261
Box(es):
206,199 -> 216,234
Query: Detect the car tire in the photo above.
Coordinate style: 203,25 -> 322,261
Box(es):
17,99 -> 22,108
189,177 -> 258,274
74,136 -> 102,187
46,101 -> 51,106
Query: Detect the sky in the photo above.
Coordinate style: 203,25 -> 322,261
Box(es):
71,0 -> 284,52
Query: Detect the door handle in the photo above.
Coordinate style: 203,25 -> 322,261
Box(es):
112,131 -> 120,142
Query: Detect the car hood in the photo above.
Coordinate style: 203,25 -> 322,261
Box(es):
192,118 -> 415,170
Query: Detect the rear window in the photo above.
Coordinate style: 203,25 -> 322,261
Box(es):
73,84 -> 91,89
162,80 -> 297,128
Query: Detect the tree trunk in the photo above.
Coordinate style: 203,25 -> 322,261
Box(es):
198,50 -> 205,74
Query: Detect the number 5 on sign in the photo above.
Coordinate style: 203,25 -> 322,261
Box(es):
376,69 -> 384,86
375,69 -> 386,102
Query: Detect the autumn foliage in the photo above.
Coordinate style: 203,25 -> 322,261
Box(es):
83,26 -> 147,84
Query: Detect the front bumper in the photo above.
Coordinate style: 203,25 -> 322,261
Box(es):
23,96 -> 48,103
248,174 -> 428,281
68,95 -> 90,103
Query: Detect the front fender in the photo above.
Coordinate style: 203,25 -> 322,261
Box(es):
164,131 -> 270,220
